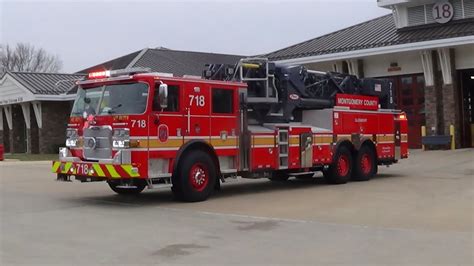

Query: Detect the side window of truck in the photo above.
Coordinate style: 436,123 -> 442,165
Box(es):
153,84 -> 179,112
212,88 -> 234,114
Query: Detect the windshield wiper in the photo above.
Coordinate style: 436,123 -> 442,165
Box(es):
107,104 -> 122,114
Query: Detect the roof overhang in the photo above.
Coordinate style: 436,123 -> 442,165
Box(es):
275,35 -> 474,65
0,73 -> 75,106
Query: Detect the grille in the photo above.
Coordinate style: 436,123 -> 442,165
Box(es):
83,126 -> 112,160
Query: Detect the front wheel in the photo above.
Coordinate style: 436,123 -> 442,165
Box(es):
324,146 -> 352,184
107,179 -> 146,195
172,150 -> 217,202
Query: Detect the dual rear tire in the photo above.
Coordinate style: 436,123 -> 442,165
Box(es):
324,145 -> 377,184
352,145 -> 377,181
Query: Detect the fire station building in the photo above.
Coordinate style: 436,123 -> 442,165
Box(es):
1,0 -> 473,153
0,72 -> 85,154
267,0 -> 474,149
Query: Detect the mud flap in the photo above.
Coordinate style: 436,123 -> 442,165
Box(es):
395,119 -> 401,160
300,132 -> 313,168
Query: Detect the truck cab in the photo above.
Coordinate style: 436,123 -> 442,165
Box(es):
53,68 -> 245,201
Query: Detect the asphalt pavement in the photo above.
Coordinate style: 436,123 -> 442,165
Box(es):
1,149 -> 473,265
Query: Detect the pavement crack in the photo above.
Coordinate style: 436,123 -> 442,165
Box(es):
152,243 -> 209,258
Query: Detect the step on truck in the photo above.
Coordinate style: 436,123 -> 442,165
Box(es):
52,58 -> 408,202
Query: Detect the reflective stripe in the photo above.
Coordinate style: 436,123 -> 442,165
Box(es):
93,164 -> 105,177
105,165 -> 120,178
121,165 -> 139,177
52,161 -> 61,172
62,162 -> 72,174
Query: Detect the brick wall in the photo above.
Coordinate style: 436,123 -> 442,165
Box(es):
38,101 -> 71,154
440,49 -> 462,148
10,105 -> 26,153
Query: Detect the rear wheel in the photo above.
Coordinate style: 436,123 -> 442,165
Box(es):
172,150 -> 216,202
352,145 -> 376,181
107,179 -> 146,195
324,146 -> 352,184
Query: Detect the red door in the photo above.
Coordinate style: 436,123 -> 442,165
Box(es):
390,75 -> 426,149
183,82 -> 211,141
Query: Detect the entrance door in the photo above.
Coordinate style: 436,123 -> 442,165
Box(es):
459,70 -> 474,148
390,75 -> 426,149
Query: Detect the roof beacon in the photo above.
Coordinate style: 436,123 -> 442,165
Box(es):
87,67 -> 150,79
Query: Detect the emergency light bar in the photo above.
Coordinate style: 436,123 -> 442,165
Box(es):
88,67 -> 151,79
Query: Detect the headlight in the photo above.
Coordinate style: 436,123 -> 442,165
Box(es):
113,139 -> 129,148
66,139 -> 78,147
113,128 -> 130,148
59,147 -> 68,159
65,128 -> 78,147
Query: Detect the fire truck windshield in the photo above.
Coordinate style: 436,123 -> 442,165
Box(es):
71,82 -> 149,117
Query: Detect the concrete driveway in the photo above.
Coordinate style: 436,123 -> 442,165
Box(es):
1,149 -> 473,265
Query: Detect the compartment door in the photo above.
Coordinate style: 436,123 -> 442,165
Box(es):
300,132 -> 313,168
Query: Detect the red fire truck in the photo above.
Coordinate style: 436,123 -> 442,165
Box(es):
52,58 -> 408,202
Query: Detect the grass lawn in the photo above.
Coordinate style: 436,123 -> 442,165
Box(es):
4,153 -> 58,161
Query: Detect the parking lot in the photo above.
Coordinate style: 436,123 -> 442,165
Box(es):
1,149 -> 473,265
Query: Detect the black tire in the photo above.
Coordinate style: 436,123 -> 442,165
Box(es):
324,146 -> 352,184
352,145 -> 376,181
172,150 -> 217,202
268,171 -> 289,181
107,179 -> 146,195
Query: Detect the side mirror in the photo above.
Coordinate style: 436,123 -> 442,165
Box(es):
158,83 -> 168,109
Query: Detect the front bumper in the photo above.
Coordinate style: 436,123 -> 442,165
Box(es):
52,161 -> 141,179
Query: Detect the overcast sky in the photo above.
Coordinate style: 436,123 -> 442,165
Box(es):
1,0 -> 391,73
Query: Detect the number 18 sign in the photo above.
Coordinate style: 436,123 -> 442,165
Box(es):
432,1 -> 454,24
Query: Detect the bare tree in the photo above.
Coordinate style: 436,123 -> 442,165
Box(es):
0,43 -> 62,74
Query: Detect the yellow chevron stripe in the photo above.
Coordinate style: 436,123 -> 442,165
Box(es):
52,161 -> 61,172
121,165 -> 140,177
105,165 -> 120,178
93,164 -> 105,177
62,162 -> 72,174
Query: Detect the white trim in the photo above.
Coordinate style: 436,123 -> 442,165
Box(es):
420,50 -> 435,87
126,48 -> 149,69
252,144 -> 274,148
20,103 -> 31,129
276,36 -> 474,65
32,102 -> 42,129
0,107 -> 3,131
437,48 -> 453,85
3,105 -> 12,130
213,146 -> 238,150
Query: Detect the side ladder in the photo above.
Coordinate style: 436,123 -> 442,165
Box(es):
278,129 -> 289,169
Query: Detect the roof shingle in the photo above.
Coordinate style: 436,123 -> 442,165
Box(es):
266,15 -> 474,61
78,47 -> 244,76
8,72 -> 85,95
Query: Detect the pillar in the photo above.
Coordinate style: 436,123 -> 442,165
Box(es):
421,50 -> 440,136
438,48 -> 461,148
0,107 -> 3,146
20,103 -> 31,153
